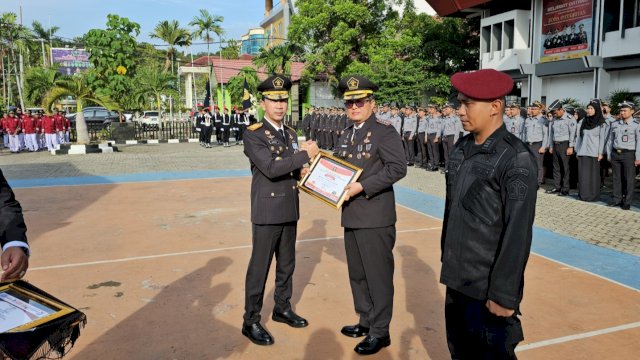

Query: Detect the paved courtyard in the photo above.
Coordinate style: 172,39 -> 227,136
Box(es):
2,144 -> 638,359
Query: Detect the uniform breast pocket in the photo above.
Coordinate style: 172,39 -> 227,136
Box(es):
461,179 -> 501,225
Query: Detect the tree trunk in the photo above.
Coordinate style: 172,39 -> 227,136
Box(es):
75,102 -> 90,144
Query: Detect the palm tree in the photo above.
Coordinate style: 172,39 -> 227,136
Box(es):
31,20 -> 60,66
43,73 -> 118,144
149,20 -> 191,73
226,67 -> 260,106
189,9 -> 224,63
252,43 -> 300,75
134,64 -> 177,110
24,66 -> 60,106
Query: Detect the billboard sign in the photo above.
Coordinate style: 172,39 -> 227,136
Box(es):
50,48 -> 91,75
540,0 -> 593,63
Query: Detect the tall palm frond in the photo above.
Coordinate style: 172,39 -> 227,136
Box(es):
189,9 -> 224,61
150,20 -> 192,73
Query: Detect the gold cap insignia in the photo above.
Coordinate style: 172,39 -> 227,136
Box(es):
347,77 -> 359,90
273,77 -> 284,89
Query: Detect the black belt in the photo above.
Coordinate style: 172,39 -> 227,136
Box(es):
527,141 -> 542,146
445,135 -> 455,138
554,141 -> 569,145
614,148 -> 633,154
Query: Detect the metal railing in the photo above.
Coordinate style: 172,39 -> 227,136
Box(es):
71,120 -> 199,142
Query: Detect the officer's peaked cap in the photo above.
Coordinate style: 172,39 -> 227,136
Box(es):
338,76 -> 378,100
258,75 -> 292,100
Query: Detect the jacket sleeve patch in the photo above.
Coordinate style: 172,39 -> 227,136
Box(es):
507,179 -> 528,201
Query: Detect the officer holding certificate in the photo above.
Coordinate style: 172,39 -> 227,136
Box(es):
1,168 -> 30,282
334,76 -> 407,355
241,75 -> 319,346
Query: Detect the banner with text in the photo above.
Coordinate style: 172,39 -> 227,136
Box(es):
540,0 -> 593,63
50,48 -> 91,75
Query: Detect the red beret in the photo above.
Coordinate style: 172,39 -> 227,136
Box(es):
451,69 -> 514,100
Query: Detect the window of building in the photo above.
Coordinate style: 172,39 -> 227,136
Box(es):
623,0 -> 640,28
481,26 -> 491,53
603,0 -> 621,33
504,20 -> 515,49
492,23 -> 503,52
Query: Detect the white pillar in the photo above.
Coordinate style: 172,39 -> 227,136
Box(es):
185,73 -> 193,108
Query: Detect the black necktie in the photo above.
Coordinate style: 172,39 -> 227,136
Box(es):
279,129 -> 286,144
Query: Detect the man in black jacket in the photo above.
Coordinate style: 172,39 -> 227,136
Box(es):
241,75 -> 319,346
1,168 -> 30,282
334,76 -> 407,355
441,69 -> 537,359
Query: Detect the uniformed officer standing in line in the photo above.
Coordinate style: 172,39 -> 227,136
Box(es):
606,101 -> 640,210
388,103 -> 402,136
505,103 -> 525,139
440,103 -> 462,172
575,102 -> 607,202
416,107 -> 429,169
546,101 -> 577,195
334,76 -> 406,355
522,101 -> 550,186
213,106 -> 223,145
241,75 -> 320,346
377,103 -> 391,121
336,107 -> 347,148
309,107 -> 319,142
441,69 -> 537,359
402,105 -> 418,166
317,108 -> 326,149
425,104 -> 442,171
302,106 -> 313,140
234,107 -> 248,145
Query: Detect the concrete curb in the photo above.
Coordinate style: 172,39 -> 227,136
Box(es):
51,143 -> 119,155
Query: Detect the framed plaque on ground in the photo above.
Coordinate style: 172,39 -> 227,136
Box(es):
299,152 -> 363,209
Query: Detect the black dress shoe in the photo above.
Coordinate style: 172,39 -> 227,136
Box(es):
559,190 -> 569,196
354,335 -> 391,355
341,324 -> 369,338
545,188 -> 561,194
242,323 -> 274,346
607,202 -> 622,207
272,310 -> 308,328
622,204 -> 631,210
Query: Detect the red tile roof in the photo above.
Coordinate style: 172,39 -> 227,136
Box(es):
188,56 -> 304,84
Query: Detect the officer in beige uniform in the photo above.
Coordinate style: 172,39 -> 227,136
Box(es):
334,76 -> 407,355
242,75 -> 320,346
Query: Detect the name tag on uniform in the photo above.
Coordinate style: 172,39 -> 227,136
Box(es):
622,135 -> 628,142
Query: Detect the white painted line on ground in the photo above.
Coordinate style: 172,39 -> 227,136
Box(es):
516,321 -> 640,352
27,227 -> 440,271
12,175 -> 251,189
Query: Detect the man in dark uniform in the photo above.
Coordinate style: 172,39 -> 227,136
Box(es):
213,106 -> 223,145
334,76 -> 407,355
1,167 -> 30,282
441,69 -> 537,359
241,74 -> 320,346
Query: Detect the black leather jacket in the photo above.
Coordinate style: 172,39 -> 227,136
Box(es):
440,125 -> 538,310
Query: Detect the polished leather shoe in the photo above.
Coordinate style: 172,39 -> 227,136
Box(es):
607,201 -> 622,207
622,204 -> 631,210
272,310 -> 308,328
545,188 -> 561,194
354,335 -> 391,355
341,324 -> 369,338
242,323 -> 274,346
559,190 -> 569,196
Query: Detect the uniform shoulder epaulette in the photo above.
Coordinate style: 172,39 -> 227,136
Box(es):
248,123 -> 263,131
634,119 -> 640,125
376,119 -> 391,126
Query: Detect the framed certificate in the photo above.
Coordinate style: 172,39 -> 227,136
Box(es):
0,282 -> 75,333
299,152 -> 363,209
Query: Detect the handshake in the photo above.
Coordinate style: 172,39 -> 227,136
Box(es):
300,140 -> 320,158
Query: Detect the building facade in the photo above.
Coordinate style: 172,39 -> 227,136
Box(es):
261,0 -> 296,48
241,28 -> 267,56
427,0 -> 640,105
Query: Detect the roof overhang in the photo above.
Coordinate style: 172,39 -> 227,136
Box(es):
424,0 -> 492,16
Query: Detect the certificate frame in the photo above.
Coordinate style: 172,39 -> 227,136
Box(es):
0,282 -> 75,332
299,152 -> 363,209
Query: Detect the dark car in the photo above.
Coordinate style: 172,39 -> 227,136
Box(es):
66,107 -> 119,129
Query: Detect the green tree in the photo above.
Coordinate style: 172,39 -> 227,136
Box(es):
220,39 -> 240,60
24,66 -> 60,106
43,73 -> 118,144
252,43 -> 301,75
189,9 -> 224,63
84,15 -> 140,106
133,63 -> 177,110
226,67 -> 260,106
149,20 -> 191,73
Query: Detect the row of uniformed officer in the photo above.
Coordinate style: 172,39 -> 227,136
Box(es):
606,101 -> 640,210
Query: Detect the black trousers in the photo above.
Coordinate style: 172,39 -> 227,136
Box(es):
215,125 -> 222,143
552,141 -> 570,191
611,150 -> 635,206
344,226 -> 395,338
198,127 -> 206,143
526,142 -> 545,185
578,156 -> 600,201
222,127 -> 231,143
445,288 -> 523,360
333,132 -> 339,150
416,132 -> 427,166
304,130 -> 311,141
236,125 -> 245,142
443,135 -> 455,166
243,222 -> 297,326
202,126 -> 212,145
427,133 -> 440,167
403,132 -> 415,164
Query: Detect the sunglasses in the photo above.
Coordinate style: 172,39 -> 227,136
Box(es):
344,99 -> 371,108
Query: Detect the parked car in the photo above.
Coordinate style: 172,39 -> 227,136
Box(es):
138,111 -> 161,129
66,107 -> 119,129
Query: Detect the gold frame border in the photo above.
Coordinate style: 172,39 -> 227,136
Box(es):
0,282 -> 75,332
298,151 -> 363,209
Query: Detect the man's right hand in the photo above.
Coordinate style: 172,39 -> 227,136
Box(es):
301,141 -> 320,158
538,148 -> 546,154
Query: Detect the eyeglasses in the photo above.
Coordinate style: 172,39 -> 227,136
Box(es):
344,99 -> 371,109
